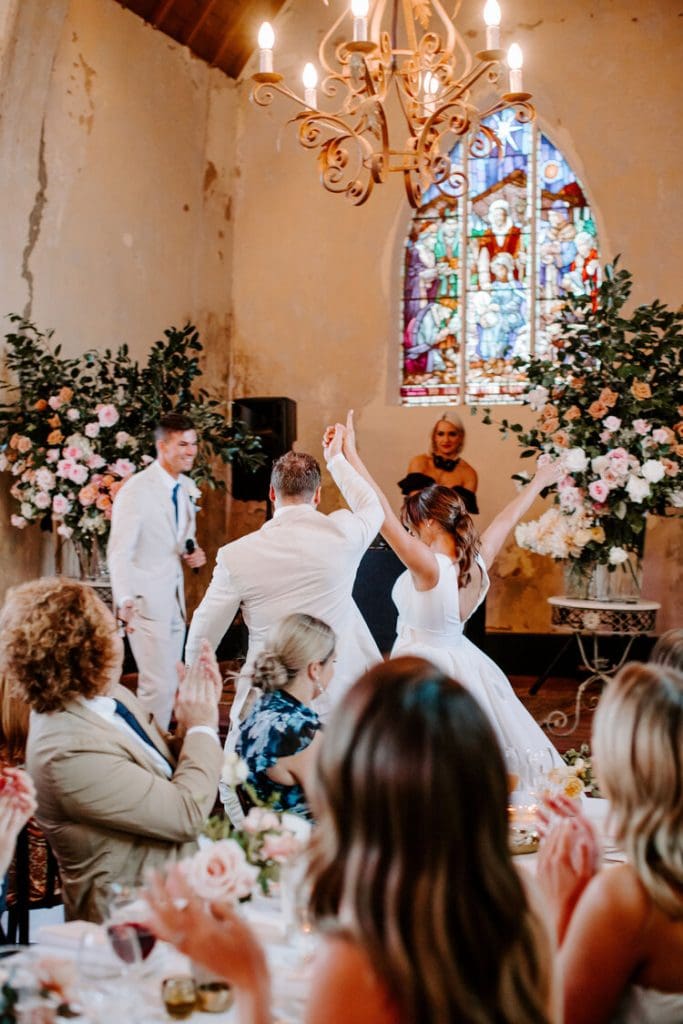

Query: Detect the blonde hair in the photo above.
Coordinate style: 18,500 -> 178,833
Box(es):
251,614 -> 335,694
0,578 -> 120,713
593,661 -> 683,917
650,629 -> 683,672
431,415 -> 465,457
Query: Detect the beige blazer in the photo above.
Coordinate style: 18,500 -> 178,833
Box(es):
107,461 -> 199,621
26,683 -> 222,922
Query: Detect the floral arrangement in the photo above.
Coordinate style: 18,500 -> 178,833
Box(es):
484,261 -> 682,584
0,318 -> 263,552
0,955 -> 76,1023
560,744 -> 600,798
194,752 -> 305,898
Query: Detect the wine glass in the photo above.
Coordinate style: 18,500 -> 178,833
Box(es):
525,746 -> 557,803
105,885 -> 157,967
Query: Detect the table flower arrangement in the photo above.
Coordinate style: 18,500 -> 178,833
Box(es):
0,318 -> 262,562
0,954 -> 76,1024
485,261 -> 683,598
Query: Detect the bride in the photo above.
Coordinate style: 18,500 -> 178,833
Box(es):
325,413 -> 563,763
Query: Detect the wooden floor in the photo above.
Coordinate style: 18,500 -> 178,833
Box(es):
510,673 -> 595,754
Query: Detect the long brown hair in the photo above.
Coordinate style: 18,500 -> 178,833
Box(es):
309,657 -> 553,1024
401,484 -> 479,585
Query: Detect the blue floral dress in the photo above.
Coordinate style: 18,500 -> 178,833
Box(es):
236,690 -> 321,818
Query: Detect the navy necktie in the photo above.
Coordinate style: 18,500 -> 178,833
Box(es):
171,482 -> 180,525
113,700 -> 172,769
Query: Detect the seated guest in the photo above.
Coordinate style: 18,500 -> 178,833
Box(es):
0,578 -> 222,923
146,657 -> 556,1024
538,662 -> 683,1024
233,614 -> 334,819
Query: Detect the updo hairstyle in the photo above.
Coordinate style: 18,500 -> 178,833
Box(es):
251,613 -> 336,694
401,485 -> 480,585
430,415 -> 465,457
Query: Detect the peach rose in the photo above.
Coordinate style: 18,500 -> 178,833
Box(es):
599,387 -> 618,408
48,414 -> 61,428
676,445 -> 683,458
34,399 -> 48,411
630,381 -> 652,400
78,484 -> 98,507
674,421 -> 683,438
184,839 -> 259,904
568,376 -> 585,391
588,401 -> 608,419
95,494 -> 112,511
47,430 -> 64,444
552,430 -> 570,448
564,406 -> 581,422
58,387 -> 74,403
661,458 -> 679,477
541,418 -> 560,434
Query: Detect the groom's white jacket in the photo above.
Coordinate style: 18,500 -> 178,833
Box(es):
185,454 -> 382,705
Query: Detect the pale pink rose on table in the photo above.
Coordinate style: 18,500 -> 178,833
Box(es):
87,453 -> 106,470
52,494 -> 71,516
110,458 -> 136,478
57,523 -> 73,538
599,430 -> 612,444
601,467 -> 621,488
243,807 -> 281,835
35,467 -> 55,491
84,421 -> 100,439
46,448 -> 60,463
16,435 -> 32,453
48,395 -> 62,410
588,480 -> 610,503
652,427 -> 674,445
184,840 -> 259,903
62,445 -> 83,460
34,491 -> 51,510
96,403 -> 119,427
67,463 -> 88,485
115,430 -> 131,447
632,419 -> 650,435
10,514 -> 27,528
261,831 -> 301,864
66,408 -> 80,421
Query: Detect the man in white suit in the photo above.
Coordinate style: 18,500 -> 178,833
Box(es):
185,426 -> 382,711
108,413 -> 206,728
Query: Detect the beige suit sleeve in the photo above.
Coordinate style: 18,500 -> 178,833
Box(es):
185,551 -> 241,665
43,732 -> 222,843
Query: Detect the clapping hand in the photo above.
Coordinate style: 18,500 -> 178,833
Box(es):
537,809 -> 599,941
175,641 -> 220,733
0,767 -> 37,876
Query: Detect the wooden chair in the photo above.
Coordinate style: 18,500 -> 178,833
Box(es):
5,820 -> 62,944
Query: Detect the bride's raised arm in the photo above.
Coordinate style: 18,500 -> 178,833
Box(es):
479,459 -> 564,570
324,412 -> 438,588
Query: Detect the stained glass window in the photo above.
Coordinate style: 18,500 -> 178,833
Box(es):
400,113 -> 600,405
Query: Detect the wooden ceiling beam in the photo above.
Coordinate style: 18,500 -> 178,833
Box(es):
150,0 -> 175,28
184,0 -> 219,47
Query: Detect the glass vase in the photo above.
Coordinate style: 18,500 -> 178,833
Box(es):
563,553 -> 642,603
73,536 -> 110,584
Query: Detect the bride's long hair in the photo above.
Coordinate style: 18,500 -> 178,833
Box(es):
308,657 -> 553,1024
401,484 -> 479,585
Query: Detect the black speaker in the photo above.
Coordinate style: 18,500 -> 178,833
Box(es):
231,397 -> 297,501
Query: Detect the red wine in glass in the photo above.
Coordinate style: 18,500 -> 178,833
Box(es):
107,922 -> 157,962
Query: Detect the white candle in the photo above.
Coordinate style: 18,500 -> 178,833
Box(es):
507,42 -> 523,92
257,22 -> 275,74
484,0 -> 501,50
351,0 -> 369,42
303,62 -> 318,109
423,71 -> 440,117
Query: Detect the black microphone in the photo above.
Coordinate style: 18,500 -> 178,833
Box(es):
185,538 -> 199,574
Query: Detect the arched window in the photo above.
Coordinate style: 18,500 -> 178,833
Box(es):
400,112 -> 600,406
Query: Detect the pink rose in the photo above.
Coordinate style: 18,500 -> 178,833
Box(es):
184,840 -> 259,904
62,445 -> 83,460
87,453 -> 106,470
261,832 -> 301,864
34,491 -> 51,509
52,494 -> 71,516
67,463 -> 89,485
588,479 -> 610,503
110,458 -> 136,478
599,430 -> 612,444
603,416 -> 621,432
48,395 -> 62,410
632,419 -> 650,435
66,408 -> 80,421
141,454 -> 154,466
56,523 -> 73,539
56,459 -> 76,479
10,514 -> 27,529
652,428 -> 671,445
84,422 -> 100,439
96,404 -> 120,428
46,449 -> 60,463
35,467 -> 55,491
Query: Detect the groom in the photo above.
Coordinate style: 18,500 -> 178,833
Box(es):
185,425 -> 382,709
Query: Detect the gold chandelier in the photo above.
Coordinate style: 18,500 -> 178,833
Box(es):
252,0 -> 534,208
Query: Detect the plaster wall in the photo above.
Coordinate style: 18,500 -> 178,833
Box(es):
0,0 -> 236,604
230,0 -> 682,633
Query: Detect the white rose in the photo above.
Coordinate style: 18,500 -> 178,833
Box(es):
608,546 -> 629,565
221,751 -> 249,788
565,448 -> 588,473
641,459 -> 665,484
590,455 -> 610,476
671,490 -> 683,508
625,475 -> 651,503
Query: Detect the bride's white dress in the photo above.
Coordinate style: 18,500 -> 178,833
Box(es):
391,553 -> 563,764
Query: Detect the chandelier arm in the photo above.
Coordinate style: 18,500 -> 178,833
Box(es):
429,0 -> 457,61
401,0 -> 419,52
253,78 -> 320,111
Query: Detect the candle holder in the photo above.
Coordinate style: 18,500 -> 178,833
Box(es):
161,976 -> 197,1020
